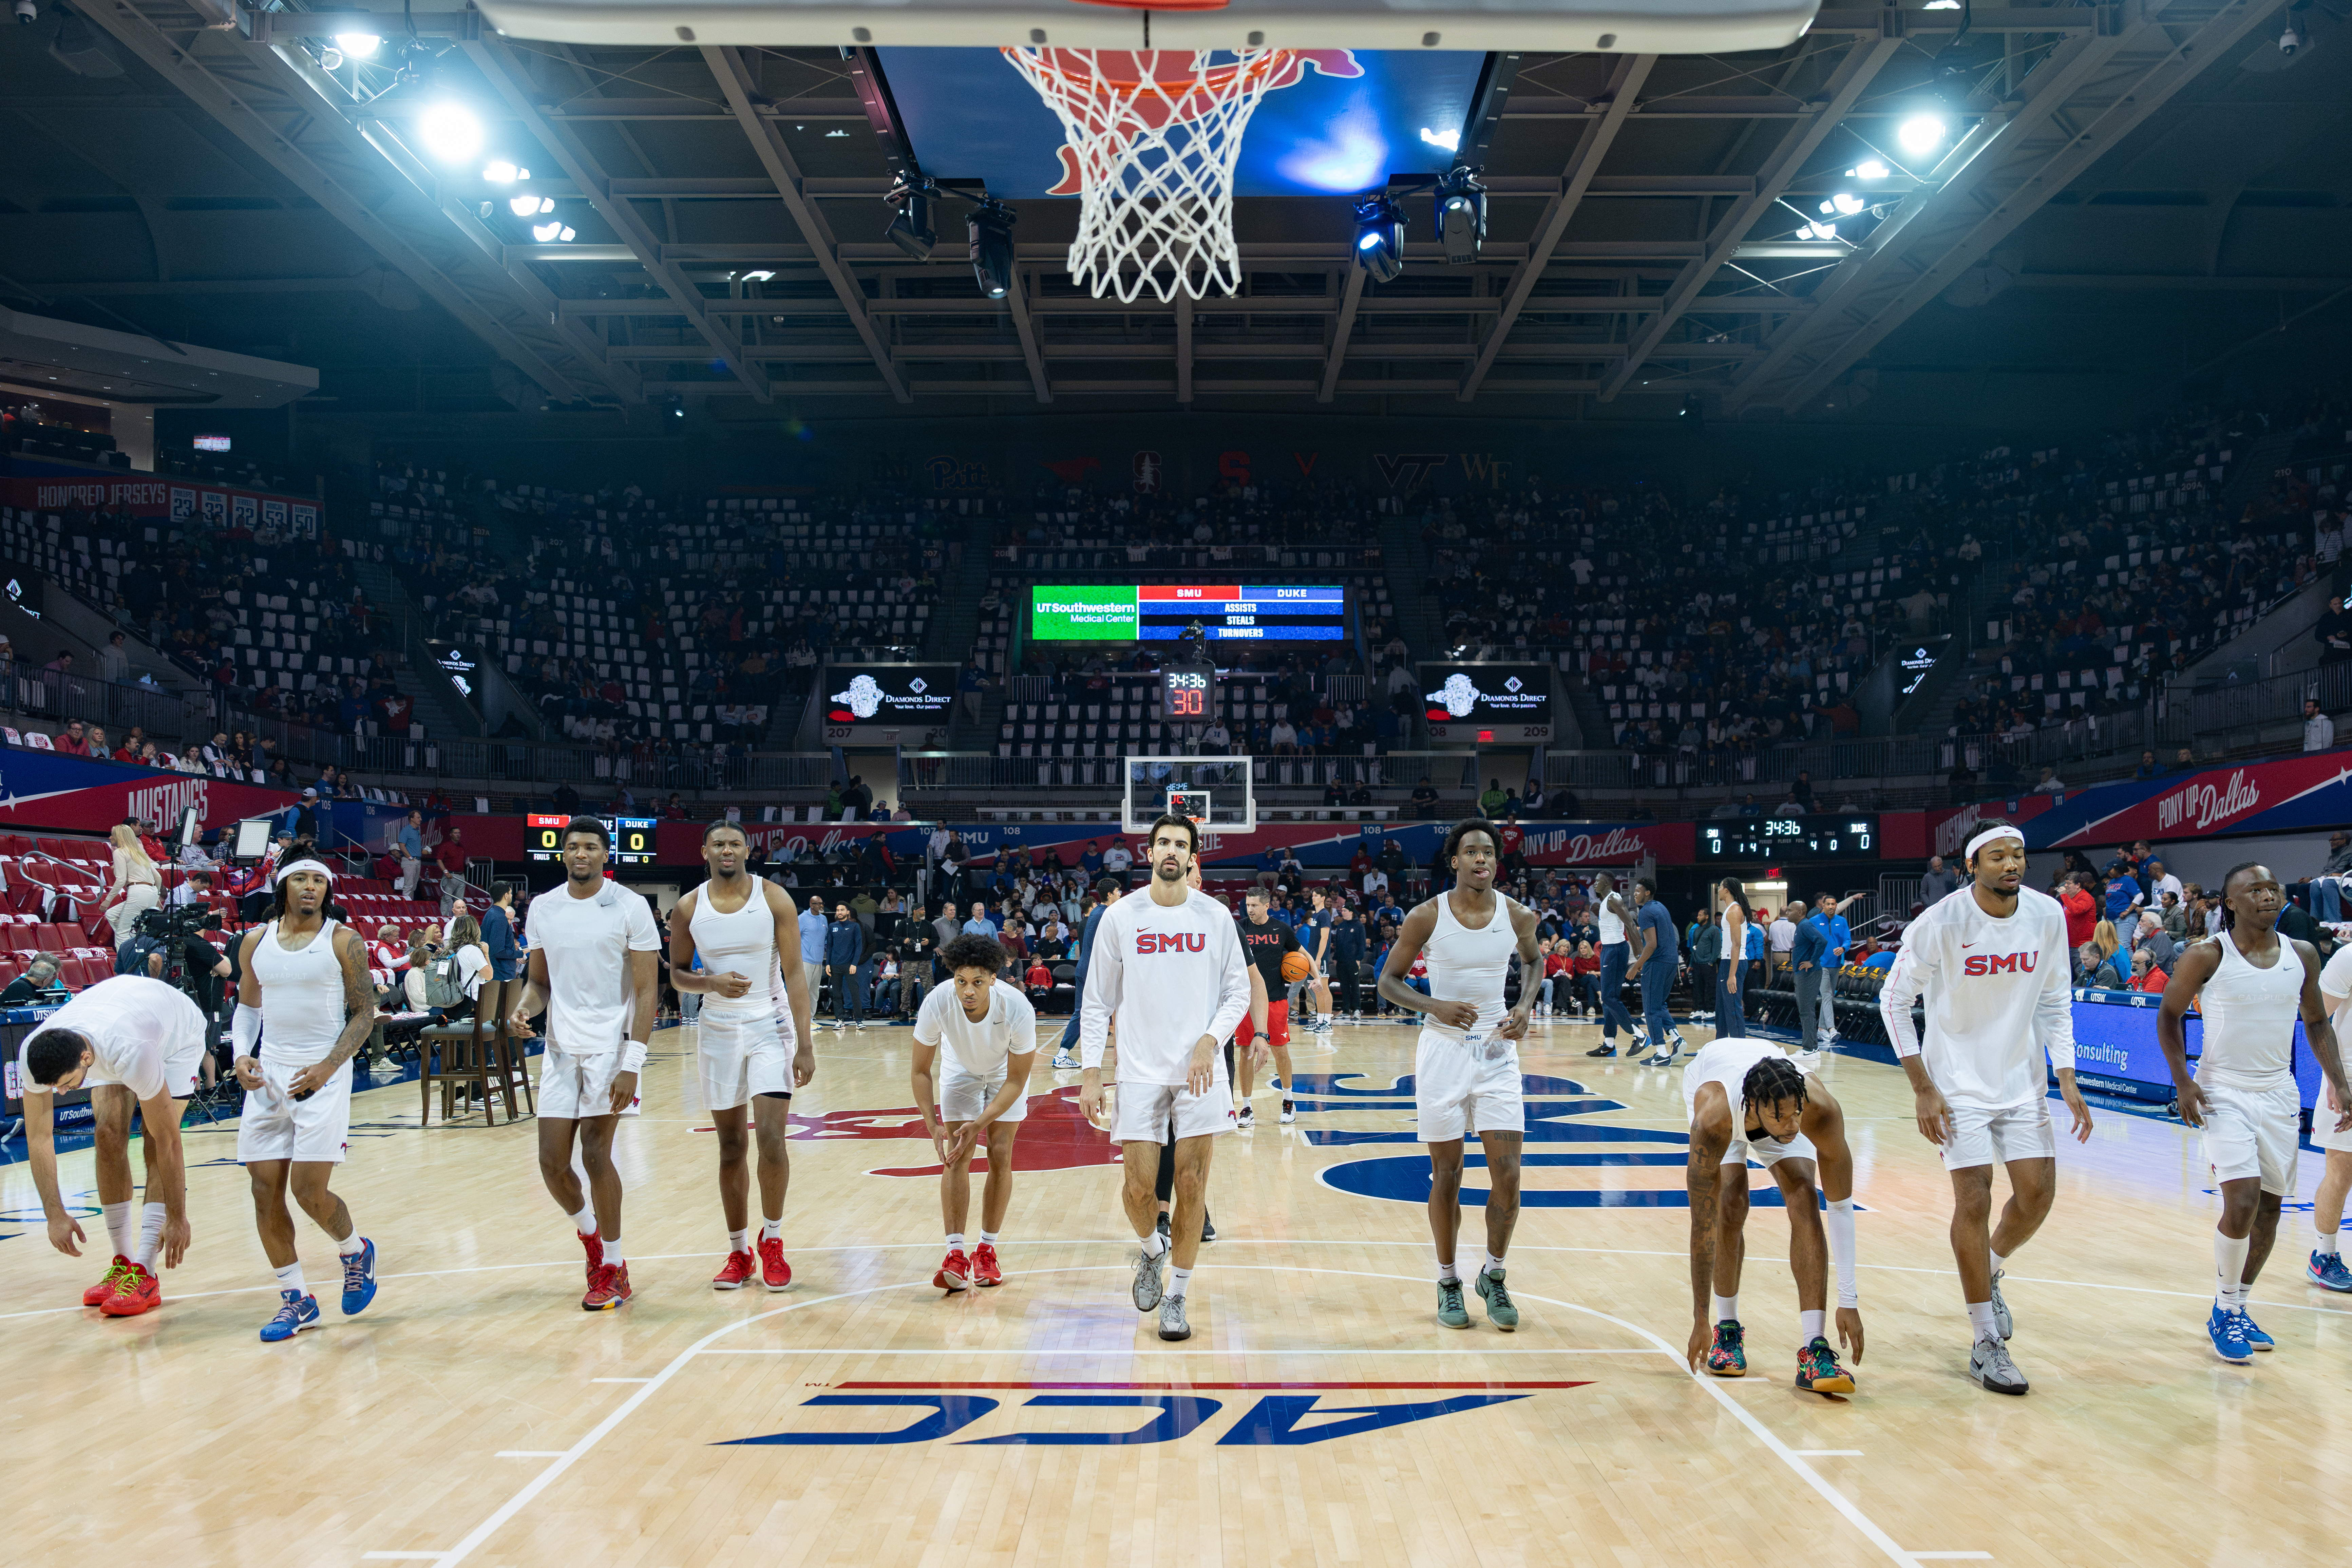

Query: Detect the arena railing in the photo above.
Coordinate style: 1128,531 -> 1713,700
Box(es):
2160,659 -> 2352,752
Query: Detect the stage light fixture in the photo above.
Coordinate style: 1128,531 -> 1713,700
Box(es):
336,30 -> 379,56
885,180 -> 938,263
1830,192 -> 1866,215
968,199 -> 1017,300
320,45 -> 343,68
418,101 -> 485,164
1897,113 -> 1948,158
482,160 -> 518,183
1851,159 -> 1892,181
1352,194 -> 1405,283
1434,169 -> 1485,266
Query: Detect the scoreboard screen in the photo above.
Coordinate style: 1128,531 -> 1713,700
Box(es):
1031,584 -> 1346,641
1701,816 -> 1879,860
527,813 -> 659,866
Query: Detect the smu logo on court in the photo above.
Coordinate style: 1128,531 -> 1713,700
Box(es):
1961,951 -> 2039,976
1136,931 -> 1207,954
715,1381 -> 1580,1448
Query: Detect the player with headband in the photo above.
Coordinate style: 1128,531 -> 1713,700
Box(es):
1879,820 -> 2093,1395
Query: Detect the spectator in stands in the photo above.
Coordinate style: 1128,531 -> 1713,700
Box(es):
1920,855 -> 1962,905
551,779 -> 581,814
2129,947 -> 2168,994
2133,750 -> 2162,780
664,792 -> 688,819
2032,766 -> 2066,794
2307,832 -> 2352,920
483,881 -> 522,985
435,826 -> 470,915
51,718 -> 91,756
0,955 -> 63,1003
2083,921 -> 2126,988
1102,837 -> 1134,885
2145,857 -> 2183,905
963,900 -> 999,940
2059,873 -> 2099,976
1411,779 -> 1440,820
2159,889 -> 2189,942
2133,910 -> 2177,971
1479,779 -> 1508,815
396,810 -> 425,899
101,821 -> 161,949
2307,697 -> 2336,753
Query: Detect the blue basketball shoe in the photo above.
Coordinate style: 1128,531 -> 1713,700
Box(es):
2206,1304 -> 2251,1365
261,1289 -> 321,1343
341,1237 -> 379,1316
2309,1249 -> 2352,1292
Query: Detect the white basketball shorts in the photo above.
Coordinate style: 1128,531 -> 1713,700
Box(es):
697,1012 -> 795,1112
236,1055 -> 354,1165
1113,1078 -> 1234,1144
2199,1077 -> 2300,1196
1940,1096 -> 2058,1172
941,1058 -> 1030,1124
1415,1025 -> 1524,1143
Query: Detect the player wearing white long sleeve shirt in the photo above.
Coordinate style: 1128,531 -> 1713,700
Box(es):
1878,821 -> 2092,1396
1079,815 -> 1255,1343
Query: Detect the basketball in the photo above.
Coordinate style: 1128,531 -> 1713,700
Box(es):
1281,951 -> 1313,983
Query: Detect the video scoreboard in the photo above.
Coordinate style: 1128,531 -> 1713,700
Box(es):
527,813 -> 659,867
1031,584 -> 1346,641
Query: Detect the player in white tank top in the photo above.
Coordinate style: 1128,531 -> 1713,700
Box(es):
1376,818 -> 1541,1333
1589,871 -> 1639,1048
230,858 -> 382,1341
2156,862 -> 2348,1363
669,821 -> 817,1293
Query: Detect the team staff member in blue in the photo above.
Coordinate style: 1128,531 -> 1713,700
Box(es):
1051,876 -> 1128,1070
1792,892 -> 1835,1058
1624,880 -> 1686,1062
1805,893 -> 1860,1054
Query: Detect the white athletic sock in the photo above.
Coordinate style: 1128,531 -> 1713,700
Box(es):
1989,1249 -> 2010,1276
134,1202 -> 166,1268
980,1231 -> 999,1246
2318,1224 -> 2343,1257
729,1229 -> 749,1254
1799,1308 -> 1825,1345
102,1200 -> 132,1258
1483,1252 -> 1506,1277
274,1260 -> 305,1294
1171,1265 -> 1192,1298
601,1236 -> 624,1268
1967,1300 -> 1998,1340
1436,1259 -> 1458,1283
762,1217 -> 782,1243
334,1230 -> 365,1258
570,1203 -> 597,1237
1141,1230 -> 1168,1259
946,1232 -> 966,1252
1711,1293 -> 1739,1325
2215,1230 -> 2250,1309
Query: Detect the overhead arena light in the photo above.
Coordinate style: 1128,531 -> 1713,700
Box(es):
1352,194 -> 1405,284
885,179 -> 938,263
510,194 -> 554,216
1897,112 -> 1948,159
531,220 -> 576,243
1433,169 -> 1485,266
418,101 -> 485,164
482,160 -> 525,183
967,198 -> 1016,300
1847,158 -> 1892,181
336,31 -> 380,57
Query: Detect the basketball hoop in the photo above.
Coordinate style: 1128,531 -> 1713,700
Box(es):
1001,46 -> 1319,303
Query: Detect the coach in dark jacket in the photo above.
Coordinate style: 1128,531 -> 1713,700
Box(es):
824,903 -> 866,1027
1790,900 -> 1833,1055
483,882 -> 523,982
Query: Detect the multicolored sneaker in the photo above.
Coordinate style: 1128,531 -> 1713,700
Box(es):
2206,1303 -> 2251,1364
1437,1278 -> 1470,1329
934,1249 -> 972,1292
83,1254 -> 133,1307
100,1262 -> 162,1318
339,1238 -> 379,1316
1475,1266 -> 1518,1331
1705,1320 -> 1747,1377
260,1289 -> 321,1343
1795,1336 -> 1855,1395
972,1242 -> 1003,1287
582,1261 -> 633,1311
1236,1103 -> 1256,1129
712,1248 -> 757,1290
2233,1307 -> 2274,1352
2311,1249 -> 2352,1292
577,1229 -> 604,1284
759,1236 -> 791,1291
1279,1101 -> 1296,1124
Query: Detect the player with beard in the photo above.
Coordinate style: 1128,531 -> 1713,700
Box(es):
671,822 -> 815,1293
1377,819 -> 1543,1332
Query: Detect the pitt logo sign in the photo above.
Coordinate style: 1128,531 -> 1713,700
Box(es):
1961,951 -> 2038,976
1136,931 -> 1207,954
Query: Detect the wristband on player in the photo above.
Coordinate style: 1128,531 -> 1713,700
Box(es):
621,1040 -> 648,1075
1825,1197 -> 1859,1309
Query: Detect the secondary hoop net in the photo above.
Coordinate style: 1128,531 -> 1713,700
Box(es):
1001,47 -> 1297,303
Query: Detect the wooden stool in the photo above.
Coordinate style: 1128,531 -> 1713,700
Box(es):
419,977 -> 526,1126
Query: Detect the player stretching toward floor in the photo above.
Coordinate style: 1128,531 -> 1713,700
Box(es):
510,817 -> 662,1311
914,932 -> 1038,1291
2157,863 -> 2349,1361
1378,818 -> 1542,1332
672,821 -> 815,1293
1079,814 -> 1253,1342
1880,821 -> 2093,1395
19,975 -> 201,1317
1683,1042 -> 1861,1394
231,858 -> 383,1341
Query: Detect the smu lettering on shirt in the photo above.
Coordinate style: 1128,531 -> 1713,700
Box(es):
1078,888 -> 1250,1085
1879,883 -> 2075,1108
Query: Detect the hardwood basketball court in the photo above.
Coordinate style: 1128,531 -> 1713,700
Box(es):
4,1013 -> 2340,1568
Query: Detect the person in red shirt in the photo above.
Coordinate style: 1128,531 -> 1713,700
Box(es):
2129,947 -> 2169,994
1569,940 -> 1602,1015
2057,872 -> 2099,979
51,719 -> 92,756
434,826 -> 471,914
1024,959 -> 1054,999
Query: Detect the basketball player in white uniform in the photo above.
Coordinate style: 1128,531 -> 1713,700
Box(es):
17,974 -> 202,1319
508,816 -> 662,1311
1682,1039 -> 1861,1393
1879,821 -> 2094,1395
230,859 -> 383,1341
2310,938 -> 2352,1292
2156,862 -> 2349,1362
1589,872 -> 1641,1057
913,931 -> 1037,1292
1079,813 -> 1254,1343
1376,818 -> 1543,1332
669,821 -> 814,1293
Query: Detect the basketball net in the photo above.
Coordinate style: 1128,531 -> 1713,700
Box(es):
1001,48 -> 1293,303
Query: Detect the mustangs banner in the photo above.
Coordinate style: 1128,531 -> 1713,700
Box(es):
2019,747 -> 2352,850
0,746 -> 300,833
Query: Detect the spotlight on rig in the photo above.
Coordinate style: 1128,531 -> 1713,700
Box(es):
967,198 -> 1016,300
1352,194 -> 1405,284
885,178 -> 938,263
1433,169 -> 1486,265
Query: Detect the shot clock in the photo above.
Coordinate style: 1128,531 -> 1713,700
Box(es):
1161,662 -> 1216,719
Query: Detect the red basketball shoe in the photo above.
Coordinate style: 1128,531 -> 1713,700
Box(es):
934,1249 -> 972,1292
712,1248 -> 756,1290
83,1254 -> 133,1307
582,1261 -> 632,1311
100,1262 -> 162,1317
758,1236 -> 791,1292
972,1242 -> 1003,1287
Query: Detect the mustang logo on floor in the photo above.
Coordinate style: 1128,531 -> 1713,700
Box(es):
783,1085 -> 1120,1177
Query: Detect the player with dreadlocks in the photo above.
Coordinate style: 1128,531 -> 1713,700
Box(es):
1682,1040 -> 1862,1394
2157,862 -> 2350,1363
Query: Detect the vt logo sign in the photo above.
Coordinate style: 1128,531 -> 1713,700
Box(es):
717,1381 -> 1585,1447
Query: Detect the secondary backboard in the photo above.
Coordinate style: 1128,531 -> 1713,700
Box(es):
1123,755 -> 1257,838
473,0 -> 1821,58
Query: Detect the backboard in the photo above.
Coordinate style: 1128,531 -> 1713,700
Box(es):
1122,755 -> 1257,838
474,0 -> 1822,59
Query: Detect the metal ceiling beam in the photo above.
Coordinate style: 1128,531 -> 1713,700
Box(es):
556,294 -> 1813,319
1459,53 -> 1655,402
636,377 -> 1613,398
1319,266 -> 1367,403
1728,0 -> 2284,415
461,34 -> 772,402
70,0 -> 630,404
699,44 -> 911,402
1006,272 -> 1051,403
1598,31 -> 1903,401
